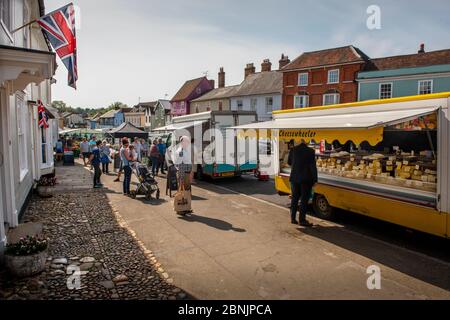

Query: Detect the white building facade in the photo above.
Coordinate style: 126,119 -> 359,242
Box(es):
229,66 -> 283,122
0,0 -> 57,255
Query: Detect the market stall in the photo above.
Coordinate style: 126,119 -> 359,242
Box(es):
233,93 -> 450,238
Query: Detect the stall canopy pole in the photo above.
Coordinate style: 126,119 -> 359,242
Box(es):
426,130 -> 436,159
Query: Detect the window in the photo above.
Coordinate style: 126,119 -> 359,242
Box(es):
41,127 -> 47,165
294,95 -> 309,108
0,0 -> 11,32
23,2 -> 29,48
418,80 -> 433,95
196,87 -> 202,95
379,83 -> 393,99
328,69 -> 339,84
323,93 -> 340,105
298,73 -> 308,86
248,98 -> 257,111
16,96 -> 29,180
237,100 -> 243,111
265,97 -> 274,114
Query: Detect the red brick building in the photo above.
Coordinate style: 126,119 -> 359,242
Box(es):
281,46 -> 370,109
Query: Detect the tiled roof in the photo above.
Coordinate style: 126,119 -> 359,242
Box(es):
158,100 -> 171,110
282,45 -> 369,71
365,49 -> 450,71
233,71 -> 283,97
171,77 -> 206,102
99,109 -> 120,119
191,85 -> 240,102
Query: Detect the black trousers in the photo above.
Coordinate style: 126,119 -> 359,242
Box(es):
93,163 -> 102,186
290,182 -> 313,222
102,162 -> 109,174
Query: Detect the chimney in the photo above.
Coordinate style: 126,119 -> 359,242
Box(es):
261,59 -> 272,72
418,43 -> 425,54
218,67 -> 225,88
209,79 -> 215,89
245,63 -> 256,79
279,54 -> 291,70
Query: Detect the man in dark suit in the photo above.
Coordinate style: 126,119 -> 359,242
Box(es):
288,140 -> 318,227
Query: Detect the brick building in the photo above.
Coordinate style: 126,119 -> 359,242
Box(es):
281,46 -> 370,109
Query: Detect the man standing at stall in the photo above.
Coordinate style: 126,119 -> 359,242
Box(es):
288,139 -> 317,227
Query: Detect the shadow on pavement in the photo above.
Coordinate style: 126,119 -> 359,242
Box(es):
178,213 -> 246,233
296,225 -> 450,292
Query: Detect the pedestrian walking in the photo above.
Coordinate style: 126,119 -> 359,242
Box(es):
114,140 -> 124,182
141,138 -> 149,164
288,139 -> 318,227
120,138 -> 133,196
173,136 -> 194,215
80,138 -> 90,166
150,139 -> 160,176
100,140 -> 111,174
133,137 -> 142,162
89,140 -> 103,189
157,138 -> 167,175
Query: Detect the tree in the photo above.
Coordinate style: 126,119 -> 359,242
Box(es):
108,102 -> 128,111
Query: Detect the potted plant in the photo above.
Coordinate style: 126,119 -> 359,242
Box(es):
5,236 -> 49,278
36,176 -> 57,198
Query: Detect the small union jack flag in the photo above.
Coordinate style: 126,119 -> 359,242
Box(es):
37,3 -> 78,89
38,100 -> 49,129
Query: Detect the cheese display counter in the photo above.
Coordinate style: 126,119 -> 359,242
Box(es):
233,93 -> 450,238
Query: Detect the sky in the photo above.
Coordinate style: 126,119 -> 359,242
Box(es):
46,0 -> 450,109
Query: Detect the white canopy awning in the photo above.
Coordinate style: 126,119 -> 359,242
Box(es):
0,45 -> 56,93
153,120 -> 207,132
232,106 -> 439,131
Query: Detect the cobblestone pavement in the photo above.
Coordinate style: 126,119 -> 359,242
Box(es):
0,165 -> 190,300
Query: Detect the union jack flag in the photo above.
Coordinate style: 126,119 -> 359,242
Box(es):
37,3 -> 78,89
38,100 -> 49,129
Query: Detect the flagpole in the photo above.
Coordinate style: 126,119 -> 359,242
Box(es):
10,2 -> 74,34
10,20 -> 37,34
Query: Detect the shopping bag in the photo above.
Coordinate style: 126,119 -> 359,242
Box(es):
174,186 -> 192,213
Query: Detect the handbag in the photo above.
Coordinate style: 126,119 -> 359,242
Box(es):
173,184 -> 192,213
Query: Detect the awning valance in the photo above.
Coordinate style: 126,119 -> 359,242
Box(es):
233,107 -> 439,145
0,45 -> 56,93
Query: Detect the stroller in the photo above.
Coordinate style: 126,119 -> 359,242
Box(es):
130,163 -> 161,200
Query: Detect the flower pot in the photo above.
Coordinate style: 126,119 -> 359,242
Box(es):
5,249 -> 48,278
37,186 -> 53,198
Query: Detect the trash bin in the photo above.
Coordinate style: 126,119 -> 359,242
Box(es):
63,151 -> 75,166
113,153 -> 121,170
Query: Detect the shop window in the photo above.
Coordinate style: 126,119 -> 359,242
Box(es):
379,83 -> 393,99
294,95 -> 309,108
418,80 -> 433,95
298,73 -> 308,86
328,69 -> 339,84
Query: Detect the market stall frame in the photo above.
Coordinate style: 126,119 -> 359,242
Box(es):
233,92 -> 450,239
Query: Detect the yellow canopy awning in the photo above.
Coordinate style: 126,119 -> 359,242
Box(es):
237,127 -> 384,145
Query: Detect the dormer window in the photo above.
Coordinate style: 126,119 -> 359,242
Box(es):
196,87 -> 202,95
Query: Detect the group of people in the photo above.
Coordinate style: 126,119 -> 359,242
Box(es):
112,136 -> 168,196
79,136 -> 113,189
